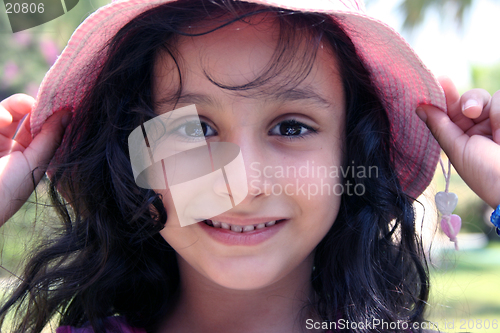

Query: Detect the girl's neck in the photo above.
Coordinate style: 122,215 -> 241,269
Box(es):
157,253 -> 322,333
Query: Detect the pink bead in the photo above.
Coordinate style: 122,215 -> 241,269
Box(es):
435,191 -> 458,216
440,214 -> 462,241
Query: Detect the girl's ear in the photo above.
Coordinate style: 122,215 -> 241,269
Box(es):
149,195 -> 167,225
149,203 -> 160,222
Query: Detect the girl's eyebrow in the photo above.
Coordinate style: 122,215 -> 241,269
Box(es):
156,88 -> 333,110
156,93 -> 222,110
274,88 -> 332,108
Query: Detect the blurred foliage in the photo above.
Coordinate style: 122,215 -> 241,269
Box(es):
428,243 -> 500,332
398,0 -> 473,30
472,63 -> 500,95
0,0 -> 111,278
367,0 -> 500,31
1,2 -> 500,329
0,0 -> 110,277
0,0 -> 110,99
0,179 -> 56,278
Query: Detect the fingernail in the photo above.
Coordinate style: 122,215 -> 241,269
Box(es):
416,107 -> 427,122
463,99 -> 479,110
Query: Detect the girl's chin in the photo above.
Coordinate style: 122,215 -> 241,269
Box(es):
201,261 -> 286,290
207,274 -> 280,291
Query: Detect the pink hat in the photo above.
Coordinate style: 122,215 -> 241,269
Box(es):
30,0 -> 446,199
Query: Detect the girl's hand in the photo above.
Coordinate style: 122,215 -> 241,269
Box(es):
0,94 -> 69,226
416,76 -> 500,208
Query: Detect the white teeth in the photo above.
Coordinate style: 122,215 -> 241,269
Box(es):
205,219 -> 282,232
231,225 -> 243,232
243,225 -> 255,232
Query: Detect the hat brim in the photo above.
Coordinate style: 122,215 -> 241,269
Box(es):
31,0 -> 445,199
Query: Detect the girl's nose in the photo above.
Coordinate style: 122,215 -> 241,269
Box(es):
227,133 -> 273,199
208,140 -> 267,202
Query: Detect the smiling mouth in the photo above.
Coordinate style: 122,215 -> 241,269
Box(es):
202,219 -> 287,233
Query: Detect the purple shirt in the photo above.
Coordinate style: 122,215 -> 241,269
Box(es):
56,317 -> 146,333
56,316 -> 339,333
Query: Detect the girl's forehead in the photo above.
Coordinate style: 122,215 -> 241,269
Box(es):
182,16 -> 277,44
153,16 -> 342,107
173,17 -> 286,77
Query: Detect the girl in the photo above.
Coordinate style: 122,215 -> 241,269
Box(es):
1,0 -> 499,332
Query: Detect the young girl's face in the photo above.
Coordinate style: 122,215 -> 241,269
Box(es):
155,17 -> 345,290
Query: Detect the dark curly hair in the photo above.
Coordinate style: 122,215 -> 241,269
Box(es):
0,1 -> 429,332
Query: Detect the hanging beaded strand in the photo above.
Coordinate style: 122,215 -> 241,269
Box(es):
435,157 -> 462,251
490,205 -> 500,236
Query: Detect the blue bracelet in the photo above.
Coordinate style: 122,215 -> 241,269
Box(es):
491,205 -> 500,236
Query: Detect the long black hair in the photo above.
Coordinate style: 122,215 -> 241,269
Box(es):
0,1 -> 429,332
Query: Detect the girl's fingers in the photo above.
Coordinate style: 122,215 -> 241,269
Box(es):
490,91 -> 500,143
0,106 -> 14,127
464,118 -> 492,138
460,88 -> 492,121
0,94 -> 35,120
0,105 -> 69,225
12,112 -> 32,150
417,103 -> 467,160
439,77 -> 495,137
438,76 -> 461,117
438,76 -> 475,132
0,94 -> 35,138
0,104 -> 20,139
22,110 -> 71,182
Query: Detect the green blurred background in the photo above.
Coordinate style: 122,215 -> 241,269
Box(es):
1,0 -> 500,332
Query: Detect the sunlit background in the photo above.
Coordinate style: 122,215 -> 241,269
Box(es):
368,0 -> 500,93
1,0 -> 500,331
366,1 -> 500,331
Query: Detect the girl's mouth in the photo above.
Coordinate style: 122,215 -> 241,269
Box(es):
202,219 -> 286,233
199,218 -> 288,245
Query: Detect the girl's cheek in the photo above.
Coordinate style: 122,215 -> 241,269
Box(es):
158,192 -> 199,248
156,189 -> 181,227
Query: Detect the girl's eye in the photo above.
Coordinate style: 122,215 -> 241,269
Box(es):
269,120 -> 317,138
176,121 -> 217,140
